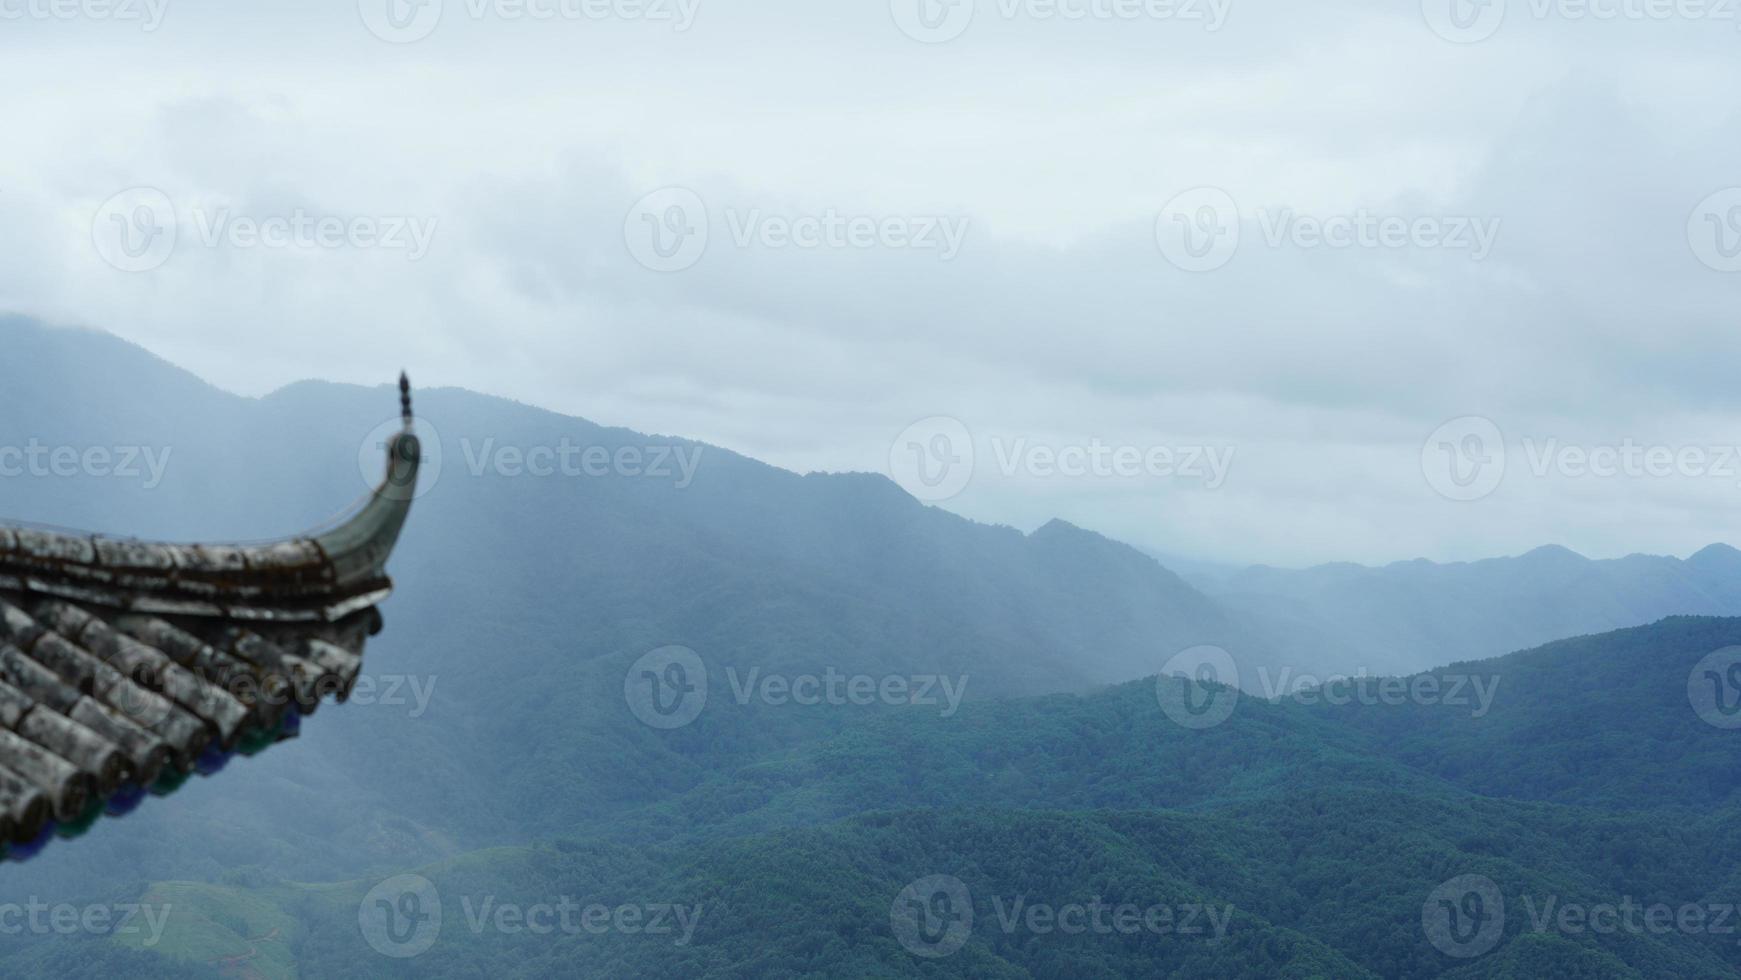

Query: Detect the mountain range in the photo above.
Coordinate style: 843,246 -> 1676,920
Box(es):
1209,543 -> 1741,675
1,315 -> 1738,978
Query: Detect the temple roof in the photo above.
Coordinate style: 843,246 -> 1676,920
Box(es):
0,377 -> 420,860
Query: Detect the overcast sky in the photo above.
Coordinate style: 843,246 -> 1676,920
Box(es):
2,0 -> 1739,567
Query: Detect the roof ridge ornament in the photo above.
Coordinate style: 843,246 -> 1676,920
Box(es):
400,371 -> 413,430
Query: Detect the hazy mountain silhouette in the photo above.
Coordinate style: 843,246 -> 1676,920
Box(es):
4,315 -> 1740,968
1214,543 -> 1741,674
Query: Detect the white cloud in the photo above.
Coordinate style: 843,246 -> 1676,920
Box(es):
2,0 -> 1739,566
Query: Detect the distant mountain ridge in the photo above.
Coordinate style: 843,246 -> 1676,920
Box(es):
1211,542 -> 1741,674
0,315 -> 1265,890
1,313 -> 1737,883
5,316 -> 1741,977
54,615 -> 1741,979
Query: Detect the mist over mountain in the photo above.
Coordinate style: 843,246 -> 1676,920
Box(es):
1,316 -> 1267,888
5,318 -> 1741,977
1212,544 -> 1741,675
22,613 -> 1740,977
